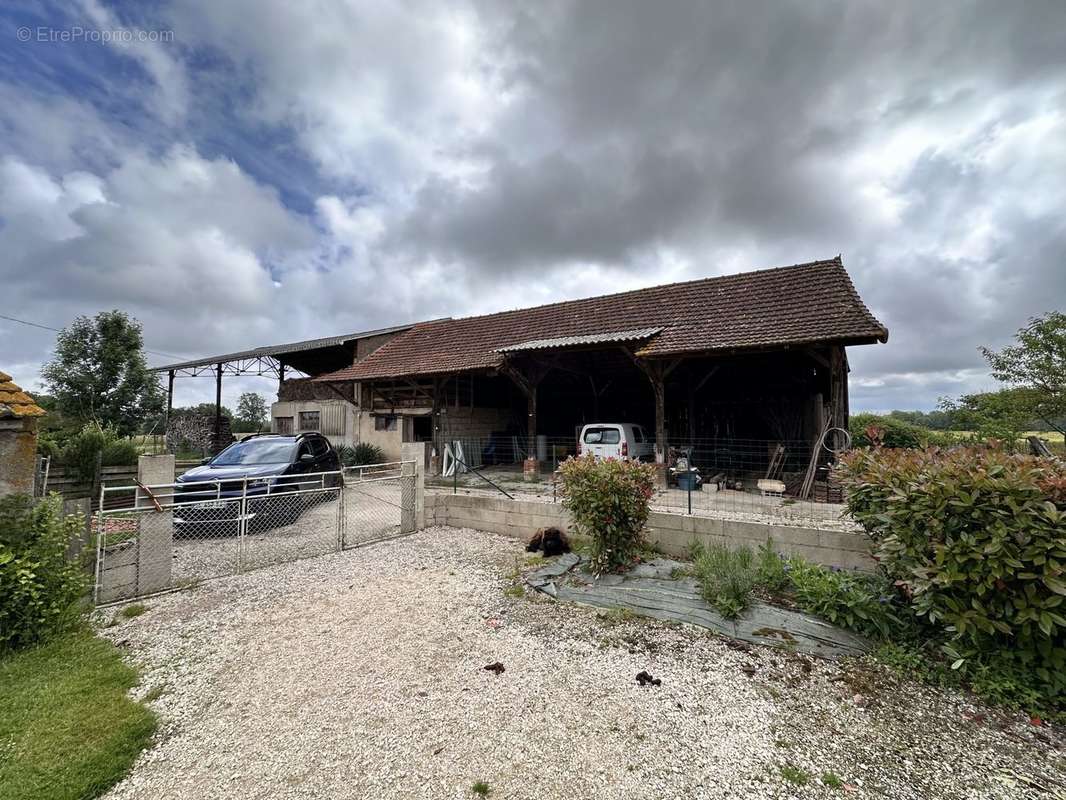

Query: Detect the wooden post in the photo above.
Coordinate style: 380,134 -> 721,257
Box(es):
278,362 -> 286,394
165,369 -> 174,426
500,360 -> 550,479
621,349 -> 682,485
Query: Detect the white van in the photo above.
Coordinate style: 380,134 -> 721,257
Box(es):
578,423 -> 655,461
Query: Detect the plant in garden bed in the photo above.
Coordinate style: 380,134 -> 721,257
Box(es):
838,446 -> 1066,715
557,455 -> 655,573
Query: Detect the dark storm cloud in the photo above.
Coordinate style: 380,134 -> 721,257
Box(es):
2,0 -> 1065,410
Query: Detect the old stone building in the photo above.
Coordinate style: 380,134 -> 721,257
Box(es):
0,370 -> 46,497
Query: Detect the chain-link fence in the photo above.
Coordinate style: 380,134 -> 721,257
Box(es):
93,462 -> 417,604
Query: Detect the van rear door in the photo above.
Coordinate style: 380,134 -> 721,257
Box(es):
582,425 -> 622,459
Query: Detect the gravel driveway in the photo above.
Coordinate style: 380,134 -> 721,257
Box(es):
100,528 -> 1063,800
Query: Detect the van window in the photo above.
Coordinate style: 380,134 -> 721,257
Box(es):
634,427 -> 645,443
583,427 -> 621,444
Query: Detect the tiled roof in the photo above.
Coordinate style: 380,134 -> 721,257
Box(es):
317,257 -> 887,382
0,371 -> 46,418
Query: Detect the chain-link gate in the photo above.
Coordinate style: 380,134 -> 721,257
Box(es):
93,462 -> 417,605
340,461 -> 417,549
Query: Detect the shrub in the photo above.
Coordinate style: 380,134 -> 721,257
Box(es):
785,558 -> 903,639
557,455 -> 655,573
0,494 -> 88,651
848,413 -> 952,449
337,442 -> 387,467
691,542 -> 757,618
59,423 -> 139,483
837,447 -> 1066,707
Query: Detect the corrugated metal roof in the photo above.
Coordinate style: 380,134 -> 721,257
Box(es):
495,327 -> 664,354
153,323 -> 417,371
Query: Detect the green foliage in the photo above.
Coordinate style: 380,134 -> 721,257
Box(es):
778,764 -> 810,786
785,559 -> 903,639
234,392 -> 268,433
981,311 -> 1066,437
119,603 -> 147,620
557,455 -> 656,573
471,781 -> 491,796
690,539 -> 904,637
939,388 -> 1038,447
691,542 -> 758,618
849,412 -> 951,449
0,495 -> 88,651
887,409 -> 956,430
40,310 -> 164,437
821,772 -> 844,789
336,442 -> 387,467
0,630 -> 156,800
838,447 -> 1066,711
58,423 -> 139,484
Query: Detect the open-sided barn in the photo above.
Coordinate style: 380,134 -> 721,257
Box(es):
313,256 -> 887,486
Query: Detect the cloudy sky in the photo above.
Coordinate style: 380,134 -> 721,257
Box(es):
1,0 -> 1064,411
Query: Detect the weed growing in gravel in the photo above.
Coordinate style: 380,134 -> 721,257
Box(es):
504,583 -> 525,599
143,684 -> 167,703
597,607 -> 636,626
779,764 -> 810,785
119,603 -> 148,619
821,771 -> 844,788
471,780 -> 491,796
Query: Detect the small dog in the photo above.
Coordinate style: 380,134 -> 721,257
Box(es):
525,526 -> 571,557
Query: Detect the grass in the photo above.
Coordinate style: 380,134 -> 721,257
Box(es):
0,631 -> 156,800
471,780 -> 491,796
821,771 -> 844,789
779,764 -> 810,786
118,603 -> 148,620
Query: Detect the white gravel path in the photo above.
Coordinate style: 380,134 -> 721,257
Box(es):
99,528 -> 1063,800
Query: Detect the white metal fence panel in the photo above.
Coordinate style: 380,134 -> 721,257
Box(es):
93,463 -> 417,605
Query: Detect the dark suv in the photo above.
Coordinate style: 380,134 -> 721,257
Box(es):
174,433 -> 341,532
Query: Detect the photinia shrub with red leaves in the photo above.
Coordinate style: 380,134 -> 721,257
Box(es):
836,446 -> 1066,702
557,455 -> 656,574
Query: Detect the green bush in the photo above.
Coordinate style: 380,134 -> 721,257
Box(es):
838,447 -> 1066,709
557,455 -> 656,573
785,558 -> 903,639
691,542 -> 757,618
58,423 -> 139,483
336,442 -> 387,467
848,412 -> 952,449
0,494 -> 88,651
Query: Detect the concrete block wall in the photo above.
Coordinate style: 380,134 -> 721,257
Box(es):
438,406 -> 512,443
426,493 -> 875,572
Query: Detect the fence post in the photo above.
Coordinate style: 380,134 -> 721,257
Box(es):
337,471 -> 345,551
237,477 -> 247,573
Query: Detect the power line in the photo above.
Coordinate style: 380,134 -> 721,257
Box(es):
0,312 -> 185,361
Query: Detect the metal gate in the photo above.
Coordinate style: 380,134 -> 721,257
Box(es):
340,461 -> 417,548
93,462 -> 417,605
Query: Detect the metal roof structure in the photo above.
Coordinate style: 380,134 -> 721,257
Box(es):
494,327 -> 664,354
154,323 -> 416,377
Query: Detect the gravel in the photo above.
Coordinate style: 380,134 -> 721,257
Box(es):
99,527 -> 1063,800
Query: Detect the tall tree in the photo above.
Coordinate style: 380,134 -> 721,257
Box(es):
40,311 -> 164,437
980,311 -> 1066,436
235,392 -> 268,432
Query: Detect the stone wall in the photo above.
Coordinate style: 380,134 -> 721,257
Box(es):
425,493 -> 875,572
0,417 -> 38,496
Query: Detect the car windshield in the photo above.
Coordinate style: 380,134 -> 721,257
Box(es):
210,439 -> 295,466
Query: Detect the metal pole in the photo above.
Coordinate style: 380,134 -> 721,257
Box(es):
214,362 -> 223,454
687,473 -> 692,515
237,476 -> 247,574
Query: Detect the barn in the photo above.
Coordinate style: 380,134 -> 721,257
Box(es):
312,256 -> 887,490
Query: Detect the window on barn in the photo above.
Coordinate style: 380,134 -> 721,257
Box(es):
274,416 -> 294,435
298,410 -> 320,431
374,415 -> 397,432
